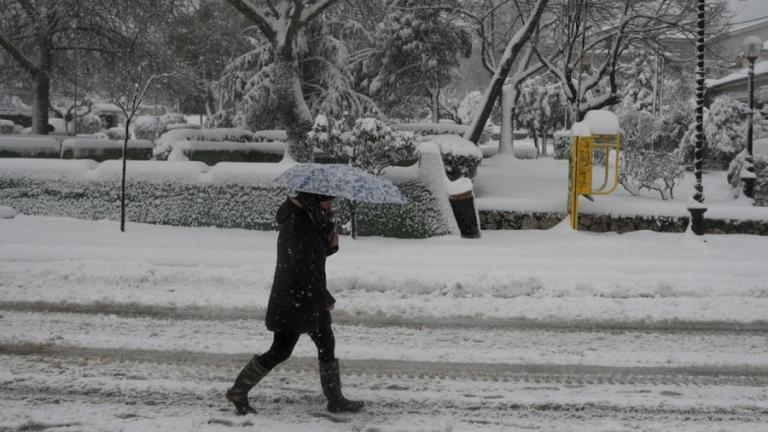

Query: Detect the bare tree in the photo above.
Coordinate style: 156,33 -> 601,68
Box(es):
464,0 -> 549,144
0,0 -> 140,134
223,0 -> 339,162
532,0 -> 730,122
109,63 -> 172,232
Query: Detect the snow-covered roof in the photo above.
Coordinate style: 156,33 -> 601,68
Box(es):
706,60 -> 768,88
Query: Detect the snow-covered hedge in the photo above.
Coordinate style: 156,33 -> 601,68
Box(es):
166,123 -> 201,132
393,123 -> 491,144
0,146 -> 458,238
423,134 -> 482,180
0,119 -> 15,134
0,136 -> 60,158
553,130 -> 570,160
154,128 -> 257,160
167,140 -> 285,164
61,138 -> 153,161
252,130 -> 287,142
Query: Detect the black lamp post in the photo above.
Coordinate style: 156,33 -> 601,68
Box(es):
687,0 -> 707,235
741,35 -> 762,198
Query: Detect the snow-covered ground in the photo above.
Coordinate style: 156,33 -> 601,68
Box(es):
475,153 -> 768,221
1,215 -> 767,326
1,213 -> 767,430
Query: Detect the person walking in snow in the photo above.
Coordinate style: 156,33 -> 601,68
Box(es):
225,192 -> 364,415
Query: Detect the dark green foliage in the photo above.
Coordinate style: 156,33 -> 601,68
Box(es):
0,172 -> 451,238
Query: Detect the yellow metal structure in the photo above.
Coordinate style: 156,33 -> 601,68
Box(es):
568,133 -> 621,230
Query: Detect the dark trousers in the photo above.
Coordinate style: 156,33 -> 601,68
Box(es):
259,324 -> 336,370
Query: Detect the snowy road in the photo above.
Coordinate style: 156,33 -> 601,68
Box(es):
1,216 -> 768,430
1,307 -> 767,431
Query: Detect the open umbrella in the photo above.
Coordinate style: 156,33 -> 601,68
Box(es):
274,163 -> 407,204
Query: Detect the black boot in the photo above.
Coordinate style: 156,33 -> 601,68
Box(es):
319,359 -> 364,413
225,355 -> 270,415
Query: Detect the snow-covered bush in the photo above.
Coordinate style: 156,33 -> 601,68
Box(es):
0,119 -> 15,134
424,134 -> 483,180
106,127 -> 126,141
306,115 -> 347,162
75,113 -> 104,135
655,101 -> 693,154
159,113 -> 187,132
553,130 -> 570,160
512,139 -> 539,160
347,118 -> 417,175
205,109 -> 235,128
620,110 -> 684,200
307,115 -> 417,172
133,116 -> 159,140
457,91 -> 482,125
680,96 -> 768,170
727,138 -> 768,197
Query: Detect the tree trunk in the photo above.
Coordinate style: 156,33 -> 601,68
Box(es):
430,86 -> 440,123
32,71 -> 51,135
540,126 -> 548,156
274,55 -> 314,162
32,37 -> 53,135
465,0 -> 548,144
121,118 -> 131,232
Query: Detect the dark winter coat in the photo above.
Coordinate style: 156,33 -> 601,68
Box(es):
265,198 -> 337,334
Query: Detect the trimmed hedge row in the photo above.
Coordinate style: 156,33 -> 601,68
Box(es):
0,164 -> 453,238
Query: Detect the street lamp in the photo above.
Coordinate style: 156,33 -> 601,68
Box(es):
741,35 -> 762,198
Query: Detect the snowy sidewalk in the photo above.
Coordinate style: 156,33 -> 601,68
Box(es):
1,215 -> 767,326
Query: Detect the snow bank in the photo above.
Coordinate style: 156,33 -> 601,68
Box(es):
0,205 -> 16,219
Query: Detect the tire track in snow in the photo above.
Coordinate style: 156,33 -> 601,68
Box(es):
3,300 -> 768,333
2,342 -> 767,387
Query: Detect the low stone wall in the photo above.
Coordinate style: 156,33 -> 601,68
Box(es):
479,210 -> 768,235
